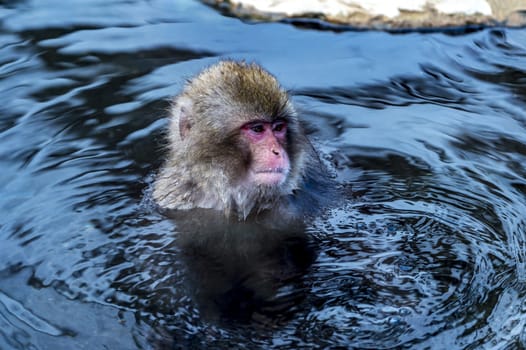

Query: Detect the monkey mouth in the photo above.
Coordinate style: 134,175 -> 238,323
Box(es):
256,167 -> 285,174
252,168 -> 288,186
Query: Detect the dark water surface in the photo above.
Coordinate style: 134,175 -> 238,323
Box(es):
1,0 -> 526,349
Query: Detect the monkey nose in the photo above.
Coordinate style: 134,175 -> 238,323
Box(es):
272,148 -> 280,156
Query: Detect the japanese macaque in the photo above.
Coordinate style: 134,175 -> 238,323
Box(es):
153,60 -> 329,221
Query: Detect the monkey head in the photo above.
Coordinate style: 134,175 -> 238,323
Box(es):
153,61 -> 313,219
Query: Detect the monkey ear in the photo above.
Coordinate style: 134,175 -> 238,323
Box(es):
173,96 -> 193,140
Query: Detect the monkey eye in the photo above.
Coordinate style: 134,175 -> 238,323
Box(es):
272,121 -> 287,133
249,123 -> 265,133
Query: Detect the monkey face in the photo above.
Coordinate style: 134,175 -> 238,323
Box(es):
241,118 -> 291,187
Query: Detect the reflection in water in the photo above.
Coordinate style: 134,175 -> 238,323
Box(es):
106,210 -> 317,349
172,210 -> 316,323
1,0 -> 526,348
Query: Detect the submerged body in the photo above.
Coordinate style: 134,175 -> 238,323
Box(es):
153,60 -> 329,221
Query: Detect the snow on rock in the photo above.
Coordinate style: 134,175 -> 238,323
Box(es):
228,0 -> 492,18
205,0 -> 526,29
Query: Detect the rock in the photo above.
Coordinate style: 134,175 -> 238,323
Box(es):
205,0 -> 526,29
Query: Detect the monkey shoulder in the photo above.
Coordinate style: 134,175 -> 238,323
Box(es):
287,159 -> 336,215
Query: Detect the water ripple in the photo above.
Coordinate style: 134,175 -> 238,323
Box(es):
0,3 -> 526,348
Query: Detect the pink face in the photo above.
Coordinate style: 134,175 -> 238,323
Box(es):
241,119 -> 291,186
